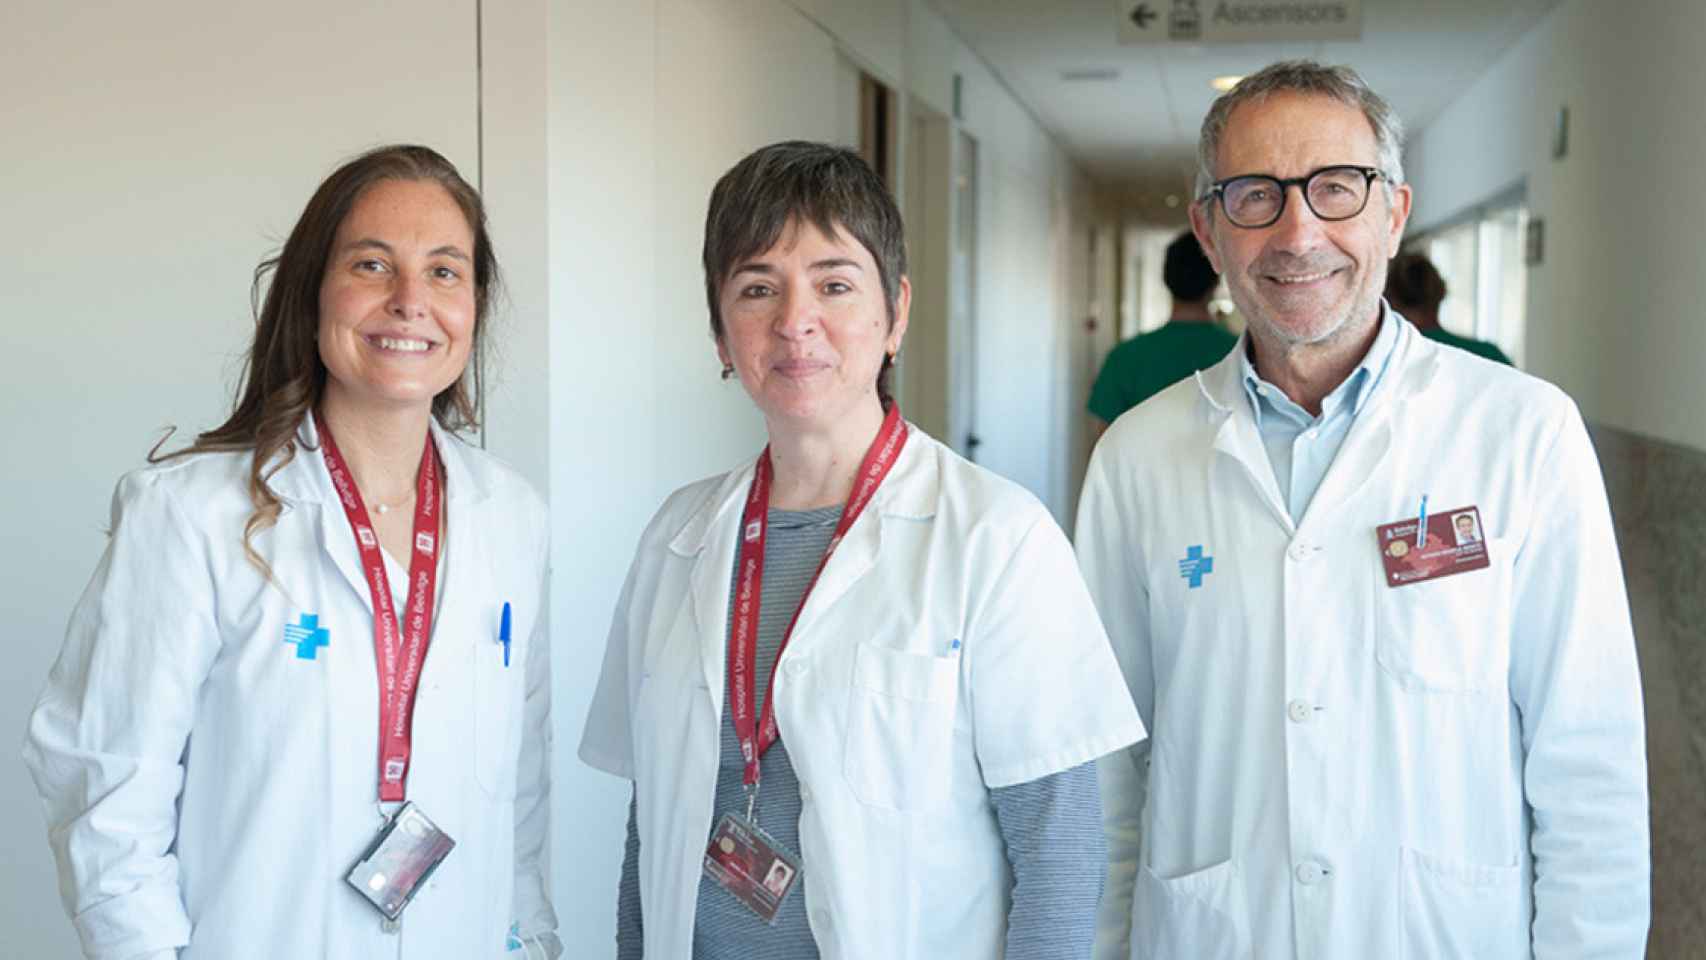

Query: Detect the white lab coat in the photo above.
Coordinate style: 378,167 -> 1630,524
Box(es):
24,417 -> 557,960
1076,319 -> 1650,960
580,424 -> 1145,958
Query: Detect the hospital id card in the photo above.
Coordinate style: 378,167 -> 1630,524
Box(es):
345,802 -> 455,923
703,812 -> 802,924
1376,505 -> 1490,588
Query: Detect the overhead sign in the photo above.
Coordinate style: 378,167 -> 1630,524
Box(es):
1117,0 -> 1362,44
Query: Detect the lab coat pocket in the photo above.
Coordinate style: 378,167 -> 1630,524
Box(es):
474,625 -> 523,800
842,642 -> 959,812
1375,538 -> 1510,695
1133,858 -> 1250,960
1398,847 -> 1525,960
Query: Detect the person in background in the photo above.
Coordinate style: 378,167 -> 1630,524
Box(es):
580,140 -> 1143,959
1384,250 -> 1513,364
1087,230 -> 1238,442
24,145 -> 560,960
1078,60 -> 1647,959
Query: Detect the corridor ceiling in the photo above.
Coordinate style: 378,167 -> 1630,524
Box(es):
926,0 -> 1561,213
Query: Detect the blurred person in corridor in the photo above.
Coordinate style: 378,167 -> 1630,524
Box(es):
1088,230 -> 1237,442
1385,250 -> 1514,365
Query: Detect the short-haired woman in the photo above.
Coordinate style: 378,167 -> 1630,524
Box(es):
580,141 -> 1144,957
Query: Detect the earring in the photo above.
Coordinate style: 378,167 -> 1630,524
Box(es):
721,363 -> 735,381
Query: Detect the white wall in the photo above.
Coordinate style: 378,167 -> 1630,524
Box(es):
543,4 -> 658,949
902,0 -> 1109,521
1406,0 -> 1706,451
545,0 -> 843,949
796,0 -> 908,85
0,4 -> 479,956
482,0 -> 552,490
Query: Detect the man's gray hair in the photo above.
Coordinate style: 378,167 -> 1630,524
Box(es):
1194,60 -> 1405,200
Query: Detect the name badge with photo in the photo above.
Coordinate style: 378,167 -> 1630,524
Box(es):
345,802 -> 455,925
1376,505 -> 1490,588
703,812 -> 802,924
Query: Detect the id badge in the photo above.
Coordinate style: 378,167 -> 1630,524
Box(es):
1376,504 -> 1490,588
703,812 -> 802,924
346,802 -> 456,922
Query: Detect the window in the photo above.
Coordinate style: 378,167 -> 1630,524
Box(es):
1411,197 -> 1529,366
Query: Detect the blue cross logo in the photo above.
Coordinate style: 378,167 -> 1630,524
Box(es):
283,614 -> 329,660
1178,545 -> 1214,589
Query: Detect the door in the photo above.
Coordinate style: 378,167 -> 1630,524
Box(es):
898,104 -> 953,440
949,130 -> 981,460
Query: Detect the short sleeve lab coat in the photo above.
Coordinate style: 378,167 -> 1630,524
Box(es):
23,418 -> 557,959
1077,319 -> 1649,959
580,425 -> 1145,959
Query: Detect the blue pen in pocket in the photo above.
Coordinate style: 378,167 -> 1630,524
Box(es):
499,602 -> 512,668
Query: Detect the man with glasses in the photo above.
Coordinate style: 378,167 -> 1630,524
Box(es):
1077,61 -> 1648,959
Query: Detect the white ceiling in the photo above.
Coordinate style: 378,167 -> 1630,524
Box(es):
925,0 -> 1560,210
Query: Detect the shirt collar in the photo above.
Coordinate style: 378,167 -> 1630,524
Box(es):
1240,302 -> 1400,427
667,420 -> 940,558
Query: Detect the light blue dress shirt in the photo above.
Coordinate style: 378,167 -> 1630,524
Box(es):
1240,308 -> 1400,521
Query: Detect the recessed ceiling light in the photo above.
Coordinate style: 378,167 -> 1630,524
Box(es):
1211,75 -> 1244,92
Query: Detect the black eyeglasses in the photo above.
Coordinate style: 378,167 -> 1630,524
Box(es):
1201,165 -> 1386,229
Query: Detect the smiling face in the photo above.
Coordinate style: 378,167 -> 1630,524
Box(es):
715,218 -> 909,432
1191,92 -> 1411,350
317,178 -> 476,416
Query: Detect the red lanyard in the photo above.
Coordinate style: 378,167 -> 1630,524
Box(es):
729,404 -> 908,788
314,412 -> 443,803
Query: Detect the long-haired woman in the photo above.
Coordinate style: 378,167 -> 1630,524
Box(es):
25,145 -> 561,960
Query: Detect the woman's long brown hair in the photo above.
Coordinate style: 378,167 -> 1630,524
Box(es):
152,145 -> 500,578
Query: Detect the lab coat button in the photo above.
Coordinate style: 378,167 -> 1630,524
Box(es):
1287,542 -> 1308,561
1287,699 -> 1312,723
785,659 -> 808,678
1295,861 -> 1327,885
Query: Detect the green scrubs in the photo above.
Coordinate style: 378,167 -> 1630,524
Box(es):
1088,321 -> 1238,424
1420,327 -> 1513,365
